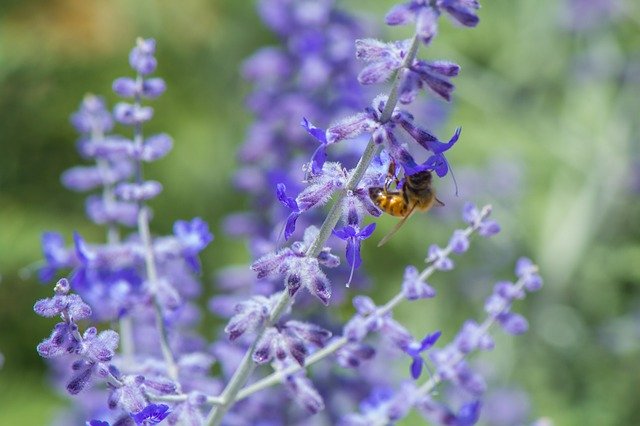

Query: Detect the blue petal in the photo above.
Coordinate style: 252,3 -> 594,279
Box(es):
419,330 -> 442,351
310,145 -> 327,175
346,239 -> 362,269
301,117 -> 328,144
357,223 -> 377,239
410,356 -> 423,379
284,212 -> 300,241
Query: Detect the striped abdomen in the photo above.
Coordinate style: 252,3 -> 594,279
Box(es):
369,187 -> 410,217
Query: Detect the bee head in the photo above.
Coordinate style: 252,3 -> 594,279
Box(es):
368,186 -> 384,199
406,171 -> 432,189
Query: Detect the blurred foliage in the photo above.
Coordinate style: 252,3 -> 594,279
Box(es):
0,0 -> 639,425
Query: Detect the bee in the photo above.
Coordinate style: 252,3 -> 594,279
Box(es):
369,162 -> 443,246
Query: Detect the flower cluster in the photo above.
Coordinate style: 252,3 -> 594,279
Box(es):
35,39 -> 215,425
34,1 -> 546,425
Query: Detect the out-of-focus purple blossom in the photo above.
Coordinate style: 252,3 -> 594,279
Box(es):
173,218 -> 214,273
86,196 -> 138,227
495,312 -> 529,335
462,202 -> 500,236
113,103 -> 154,126
515,257 -> 543,292
131,403 -> 170,425
113,77 -> 166,99
166,392 -> 207,425
61,162 -> 135,193
402,265 -> 436,300
132,134 -> 173,162
284,373 -> 325,414
71,95 -> 114,134
341,383 -> 419,425
417,396 -> 482,426
129,38 -> 158,76
449,229 -> 469,254
40,233 -> 79,282
426,244 -> 454,270
455,320 -> 494,353
335,342 -> 376,369
115,181 -> 163,202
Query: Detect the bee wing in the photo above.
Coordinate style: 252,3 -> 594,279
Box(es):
377,202 -> 418,247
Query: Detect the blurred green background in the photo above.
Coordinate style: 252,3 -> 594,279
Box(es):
0,0 -> 638,424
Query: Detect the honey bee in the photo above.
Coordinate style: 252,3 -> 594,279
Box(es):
369,162 -> 443,246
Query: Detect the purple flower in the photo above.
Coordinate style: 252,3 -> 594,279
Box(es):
355,39 -> 410,85
129,38 -> 158,75
426,244 -> 454,270
113,102 -> 154,126
250,227 -> 338,305
401,124 -> 461,180
402,265 -> 436,300
61,162 -> 134,192
455,320 -> 494,353
224,295 -> 272,341
173,217 -> 214,273
385,1 -> 480,45
87,421 -> 110,426
39,233 -> 78,282
284,373 -> 325,414
71,95 -> 114,134
113,77 -> 166,99
333,223 -> 376,286
85,196 -> 138,227
131,403 -> 170,425
34,278 -> 92,320
115,181 -> 163,202
276,183 -> 302,240
449,229 -> 469,254
462,203 -> 500,236
400,60 -> 460,103
515,257 -> 543,292
419,397 -> 482,426
301,118 -> 330,175
496,312 -> 529,335
405,330 -> 441,379
335,342 -> 376,368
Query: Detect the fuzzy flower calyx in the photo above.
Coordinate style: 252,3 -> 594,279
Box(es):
251,227 -> 339,305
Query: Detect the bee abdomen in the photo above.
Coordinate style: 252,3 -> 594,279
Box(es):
369,187 -> 407,217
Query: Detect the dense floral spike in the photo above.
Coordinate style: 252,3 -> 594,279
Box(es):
37,37 -> 220,424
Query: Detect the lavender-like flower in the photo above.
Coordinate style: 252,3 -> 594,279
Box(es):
34,1 -> 547,424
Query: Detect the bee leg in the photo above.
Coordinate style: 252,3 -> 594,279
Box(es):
384,159 -> 400,191
435,196 -> 445,207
